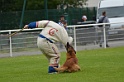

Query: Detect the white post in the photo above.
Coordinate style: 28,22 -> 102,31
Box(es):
73,26 -> 77,51
9,31 -> 13,57
103,24 -> 106,48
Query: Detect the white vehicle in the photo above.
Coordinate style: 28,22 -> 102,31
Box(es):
97,0 -> 124,29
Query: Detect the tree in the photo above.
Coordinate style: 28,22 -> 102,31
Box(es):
57,0 -> 88,9
0,0 -> 88,12
0,0 -> 23,12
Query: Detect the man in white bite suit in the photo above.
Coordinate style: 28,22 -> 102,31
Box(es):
23,20 -> 73,74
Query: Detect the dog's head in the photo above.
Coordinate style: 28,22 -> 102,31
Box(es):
66,42 -> 76,55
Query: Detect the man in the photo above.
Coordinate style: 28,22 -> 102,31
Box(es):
23,20 -> 73,73
58,15 -> 68,48
98,11 -> 110,47
58,15 -> 67,29
81,15 -> 87,22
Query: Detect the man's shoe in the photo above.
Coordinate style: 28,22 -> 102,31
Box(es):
48,66 -> 58,74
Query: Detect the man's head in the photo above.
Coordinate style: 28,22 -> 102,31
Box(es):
60,15 -> 65,20
82,15 -> 87,21
102,11 -> 106,16
68,37 -> 73,45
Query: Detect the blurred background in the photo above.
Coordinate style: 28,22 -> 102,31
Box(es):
0,0 -> 98,30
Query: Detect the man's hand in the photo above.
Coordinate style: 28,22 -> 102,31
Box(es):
24,25 -> 29,29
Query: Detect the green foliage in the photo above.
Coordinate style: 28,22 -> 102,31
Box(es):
0,0 -> 23,12
26,0 -> 44,10
0,0 -> 88,12
0,46 -> 124,82
58,0 -> 88,7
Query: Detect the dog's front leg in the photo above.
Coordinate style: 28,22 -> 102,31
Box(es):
53,66 -> 68,73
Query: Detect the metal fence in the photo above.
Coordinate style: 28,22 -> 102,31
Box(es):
0,22 -> 124,57
0,7 -> 96,30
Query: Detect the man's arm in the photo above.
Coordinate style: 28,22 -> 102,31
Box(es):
23,22 -> 39,29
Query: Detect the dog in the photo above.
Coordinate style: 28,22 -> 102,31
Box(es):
54,42 -> 80,73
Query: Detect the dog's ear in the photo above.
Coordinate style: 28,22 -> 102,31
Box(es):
74,50 -> 76,54
67,42 -> 69,46
65,42 -> 69,51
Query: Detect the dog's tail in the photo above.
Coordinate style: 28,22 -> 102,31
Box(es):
53,67 -> 68,73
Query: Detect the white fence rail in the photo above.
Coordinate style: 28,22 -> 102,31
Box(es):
0,22 -> 124,57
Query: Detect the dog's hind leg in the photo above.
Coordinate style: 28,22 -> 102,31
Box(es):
70,64 -> 81,72
74,64 -> 81,71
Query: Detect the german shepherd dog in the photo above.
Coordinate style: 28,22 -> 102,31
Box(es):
54,42 -> 80,73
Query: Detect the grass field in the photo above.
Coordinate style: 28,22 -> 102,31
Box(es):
0,46 -> 124,82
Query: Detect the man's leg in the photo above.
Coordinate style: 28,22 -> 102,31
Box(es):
99,30 -> 103,47
106,28 -> 109,47
37,39 -> 60,73
43,42 -> 61,73
40,50 -> 59,73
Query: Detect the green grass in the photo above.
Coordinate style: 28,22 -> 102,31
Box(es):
0,46 -> 124,82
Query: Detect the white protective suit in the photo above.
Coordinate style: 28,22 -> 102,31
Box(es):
35,20 -> 73,67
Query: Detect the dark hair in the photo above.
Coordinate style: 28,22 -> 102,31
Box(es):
102,11 -> 106,15
60,15 -> 65,18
